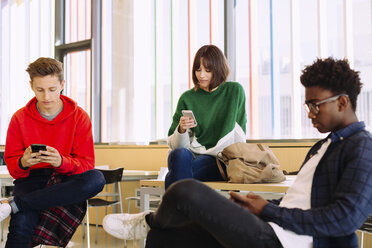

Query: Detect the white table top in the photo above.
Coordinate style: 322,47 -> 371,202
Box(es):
0,167 -> 11,179
122,170 -> 158,176
140,175 -> 296,193
0,167 -> 159,181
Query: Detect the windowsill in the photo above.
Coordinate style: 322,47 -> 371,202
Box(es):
94,139 -> 319,148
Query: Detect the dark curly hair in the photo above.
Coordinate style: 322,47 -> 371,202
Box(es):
300,57 -> 362,111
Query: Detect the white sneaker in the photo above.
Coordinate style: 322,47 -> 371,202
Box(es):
103,211 -> 151,240
0,201 -> 11,222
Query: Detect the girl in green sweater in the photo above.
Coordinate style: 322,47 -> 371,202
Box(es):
165,45 -> 247,188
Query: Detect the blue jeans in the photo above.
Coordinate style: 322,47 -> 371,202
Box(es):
5,169 -> 105,247
146,179 -> 282,248
165,148 -> 225,189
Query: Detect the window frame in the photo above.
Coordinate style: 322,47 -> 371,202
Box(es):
54,0 -> 102,143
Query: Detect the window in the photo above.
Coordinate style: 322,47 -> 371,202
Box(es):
0,0 -> 54,144
353,0 -> 372,130
100,0 -> 224,143
1,0 -> 372,145
234,0 -> 372,140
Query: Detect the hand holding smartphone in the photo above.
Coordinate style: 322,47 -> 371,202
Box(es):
31,144 -> 47,156
229,191 -> 247,205
29,145 -> 62,168
182,110 -> 197,126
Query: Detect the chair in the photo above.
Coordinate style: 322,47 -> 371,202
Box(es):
82,167 -> 124,246
125,167 -> 168,213
359,214 -> 372,248
126,192 -> 161,213
1,183 -> 14,242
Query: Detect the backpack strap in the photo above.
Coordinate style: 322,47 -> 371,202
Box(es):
216,155 -> 228,181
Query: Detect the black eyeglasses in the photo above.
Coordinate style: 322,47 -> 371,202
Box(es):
304,94 -> 348,115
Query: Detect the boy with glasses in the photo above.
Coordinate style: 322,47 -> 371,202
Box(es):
103,57 -> 372,248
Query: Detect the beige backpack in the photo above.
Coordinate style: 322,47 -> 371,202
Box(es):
216,143 -> 286,184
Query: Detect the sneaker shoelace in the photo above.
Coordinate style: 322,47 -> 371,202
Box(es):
126,214 -> 147,240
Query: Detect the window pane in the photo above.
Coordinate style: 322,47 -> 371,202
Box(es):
65,0 -> 91,43
353,0 -> 372,131
326,0 -> 344,57
273,0 -> 291,138
64,50 -> 91,115
299,0 -> 321,138
299,0 -> 318,66
257,0 -> 272,138
155,0 -> 172,139
235,0 -> 250,137
172,0 -> 189,115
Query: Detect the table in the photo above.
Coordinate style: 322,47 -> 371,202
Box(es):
0,168 -> 158,197
121,170 -> 158,181
0,168 -> 158,181
0,168 -> 13,198
140,176 -> 295,211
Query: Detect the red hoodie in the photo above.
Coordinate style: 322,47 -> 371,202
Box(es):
4,95 -> 95,179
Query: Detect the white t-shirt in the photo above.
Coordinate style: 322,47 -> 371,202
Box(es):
269,138 -> 331,248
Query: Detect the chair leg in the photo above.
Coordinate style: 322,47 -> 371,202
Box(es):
82,218 -> 85,239
86,202 -> 90,248
360,231 -> 364,248
95,208 -> 99,244
1,221 -> 3,241
127,199 -> 131,213
119,187 -> 126,247
118,184 -> 123,214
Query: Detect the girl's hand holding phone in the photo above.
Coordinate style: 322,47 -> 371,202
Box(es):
178,116 -> 197,133
178,110 -> 197,133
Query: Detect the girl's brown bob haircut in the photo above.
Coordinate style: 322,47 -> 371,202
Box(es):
192,45 -> 230,91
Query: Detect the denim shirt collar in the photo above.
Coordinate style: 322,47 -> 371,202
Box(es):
302,121 -> 365,168
329,121 -> 365,143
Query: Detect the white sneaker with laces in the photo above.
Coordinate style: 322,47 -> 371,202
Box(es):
0,201 -> 11,222
103,211 -> 151,240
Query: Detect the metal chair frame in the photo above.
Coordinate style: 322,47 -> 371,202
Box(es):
82,168 -> 124,247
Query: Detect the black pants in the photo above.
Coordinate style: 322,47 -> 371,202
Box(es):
145,179 -> 282,248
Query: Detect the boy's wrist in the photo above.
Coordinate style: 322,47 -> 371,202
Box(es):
19,157 -> 29,170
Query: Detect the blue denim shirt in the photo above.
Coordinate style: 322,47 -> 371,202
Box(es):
261,122 -> 372,248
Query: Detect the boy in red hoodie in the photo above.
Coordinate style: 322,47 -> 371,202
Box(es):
2,57 -> 105,247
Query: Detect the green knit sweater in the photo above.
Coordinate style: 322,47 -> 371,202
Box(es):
168,81 -> 247,156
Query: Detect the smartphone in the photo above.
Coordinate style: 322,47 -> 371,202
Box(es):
31,144 -> 47,154
182,110 -> 197,126
229,191 -> 245,204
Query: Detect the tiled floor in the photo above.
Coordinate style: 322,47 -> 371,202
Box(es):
0,217 -> 140,248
